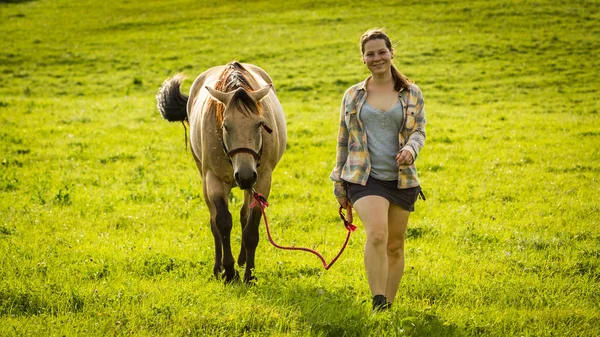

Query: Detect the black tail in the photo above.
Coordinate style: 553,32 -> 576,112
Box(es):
156,74 -> 189,122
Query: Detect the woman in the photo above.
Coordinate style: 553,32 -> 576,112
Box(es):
330,29 -> 426,312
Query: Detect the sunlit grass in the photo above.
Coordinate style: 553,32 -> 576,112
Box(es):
1,0 -> 599,336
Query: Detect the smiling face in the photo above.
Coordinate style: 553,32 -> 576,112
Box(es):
362,38 -> 394,76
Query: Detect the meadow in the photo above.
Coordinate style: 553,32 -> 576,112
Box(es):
1,0 -> 599,335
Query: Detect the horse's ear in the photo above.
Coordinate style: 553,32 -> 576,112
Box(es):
250,84 -> 272,102
206,86 -> 234,105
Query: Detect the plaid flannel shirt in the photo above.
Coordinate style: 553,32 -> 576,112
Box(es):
330,77 -> 426,199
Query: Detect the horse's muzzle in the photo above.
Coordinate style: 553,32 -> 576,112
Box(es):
234,170 -> 257,190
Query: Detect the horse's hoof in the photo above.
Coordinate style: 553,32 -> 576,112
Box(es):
214,266 -> 223,280
243,274 -> 256,285
224,269 -> 240,284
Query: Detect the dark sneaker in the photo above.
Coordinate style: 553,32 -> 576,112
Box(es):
372,294 -> 388,312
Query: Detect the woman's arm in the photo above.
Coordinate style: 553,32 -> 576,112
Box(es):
330,92 -> 350,199
402,86 -> 426,161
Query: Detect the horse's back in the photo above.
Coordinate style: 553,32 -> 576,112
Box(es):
187,65 -> 225,117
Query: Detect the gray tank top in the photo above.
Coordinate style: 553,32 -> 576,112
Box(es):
361,100 -> 404,181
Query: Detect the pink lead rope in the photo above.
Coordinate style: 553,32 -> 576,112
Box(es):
251,190 -> 357,270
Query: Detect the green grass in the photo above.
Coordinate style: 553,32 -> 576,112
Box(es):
1,0 -> 599,336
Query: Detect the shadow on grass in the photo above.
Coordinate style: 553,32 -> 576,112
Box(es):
226,269 -> 465,337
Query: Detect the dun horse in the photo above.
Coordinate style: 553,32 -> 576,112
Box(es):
156,62 -> 286,283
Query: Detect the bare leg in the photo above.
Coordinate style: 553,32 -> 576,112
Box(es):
385,204 -> 410,304
352,195 -> 391,297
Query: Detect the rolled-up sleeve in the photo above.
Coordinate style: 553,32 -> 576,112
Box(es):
402,87 -> 426,160
330,93 -> 349,198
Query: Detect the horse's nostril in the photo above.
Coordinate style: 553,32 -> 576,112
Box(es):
234,170 -> 257,190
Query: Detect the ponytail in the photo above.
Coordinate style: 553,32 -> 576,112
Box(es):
391,64 -> 412,91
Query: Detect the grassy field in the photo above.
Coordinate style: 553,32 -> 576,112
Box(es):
1,0 -> 599,335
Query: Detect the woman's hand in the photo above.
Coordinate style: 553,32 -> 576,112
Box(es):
337,197 -> 353,224
396,149 -> 414,166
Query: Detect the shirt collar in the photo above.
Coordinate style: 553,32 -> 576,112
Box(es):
357,76 -> 370,92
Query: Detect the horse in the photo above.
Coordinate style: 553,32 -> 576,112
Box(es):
156,61 -> 286,283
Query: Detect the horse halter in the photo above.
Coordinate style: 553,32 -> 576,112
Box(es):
222,120 -> 273,167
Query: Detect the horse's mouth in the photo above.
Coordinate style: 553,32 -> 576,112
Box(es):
234,171 -> 257,190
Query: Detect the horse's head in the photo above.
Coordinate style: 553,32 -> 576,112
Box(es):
206,84 -> 272,190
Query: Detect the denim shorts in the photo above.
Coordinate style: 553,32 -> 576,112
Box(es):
346,176 -> 422,212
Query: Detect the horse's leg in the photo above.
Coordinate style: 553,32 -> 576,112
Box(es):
205,172 -> 238,282
210,223 -> 223,277
204,183 -> 223,278
241,190 -> 261,283
238,204 -> 248,267
214,198 -> 238,282
241,175 -> 272,283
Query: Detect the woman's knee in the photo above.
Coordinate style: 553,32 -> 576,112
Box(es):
387,235 -> 405,258
366,228 -> 388,247
387,242 -> 404,258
